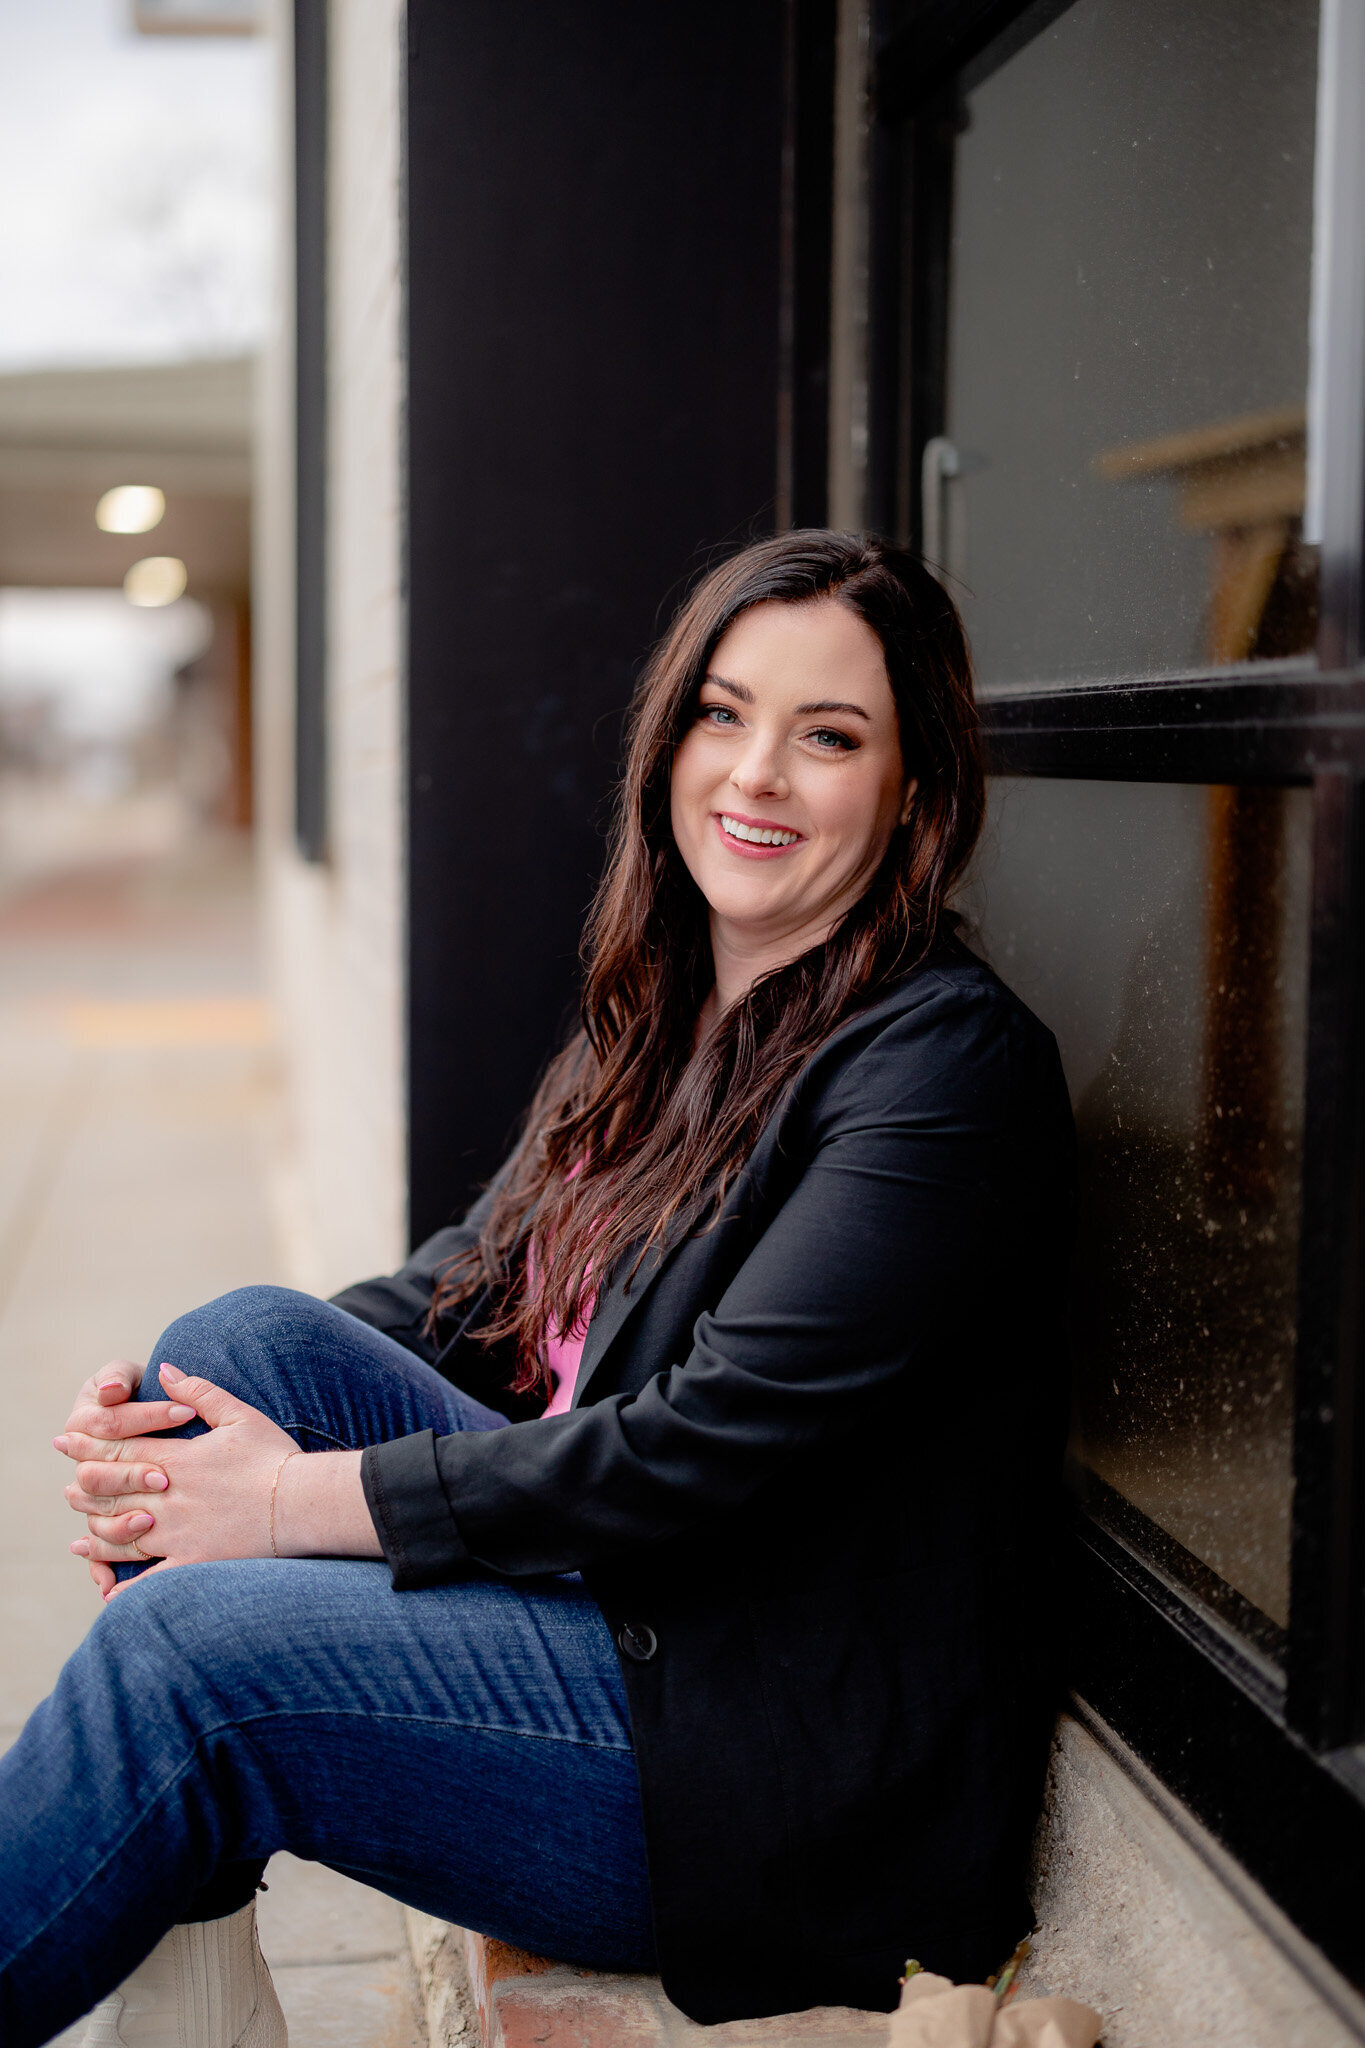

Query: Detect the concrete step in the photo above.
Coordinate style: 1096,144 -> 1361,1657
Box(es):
258,1854 -> 425,2048
406,1919 -> 889,2048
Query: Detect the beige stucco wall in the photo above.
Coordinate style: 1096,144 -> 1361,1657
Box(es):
1022,1711 -> 1365,2046
255,0 -> 407,1297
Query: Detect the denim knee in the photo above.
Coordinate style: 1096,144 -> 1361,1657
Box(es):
72,1563 -> 225,1733
145,1285 -> 325,1417
66,1567 -> 278,1863
93,1559 -> 298,1702
150,1285 -> 303,1370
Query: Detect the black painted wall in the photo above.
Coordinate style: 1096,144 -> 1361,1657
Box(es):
405,1 -> 789,1239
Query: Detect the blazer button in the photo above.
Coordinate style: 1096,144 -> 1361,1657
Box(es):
618,1622 -> 658,1663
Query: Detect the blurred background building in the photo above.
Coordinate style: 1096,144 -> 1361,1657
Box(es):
0,5 -> 295,2024
5,1 -> 1365,2044
0,0 -> 265,865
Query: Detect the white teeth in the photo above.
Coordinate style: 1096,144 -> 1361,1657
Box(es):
720,814 -> 799,847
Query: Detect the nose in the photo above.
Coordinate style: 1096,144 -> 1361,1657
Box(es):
730,730 -> 789,803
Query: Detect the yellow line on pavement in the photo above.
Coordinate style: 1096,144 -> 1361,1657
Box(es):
60,998 -> 275,1048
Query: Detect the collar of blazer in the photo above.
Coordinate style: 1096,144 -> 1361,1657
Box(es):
567,1154 -> 762,1410
566,946 -> 970,1409
569,1232 -> 672,1408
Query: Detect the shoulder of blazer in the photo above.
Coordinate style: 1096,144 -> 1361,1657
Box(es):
770,940 -> 1057,1127
570,945 -> 1064,1401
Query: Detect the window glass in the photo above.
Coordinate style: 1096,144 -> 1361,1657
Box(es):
965,777 -> 1313,1651
940,0 -> 1321,691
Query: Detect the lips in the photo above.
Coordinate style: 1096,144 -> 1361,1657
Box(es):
714,812 -> 804,859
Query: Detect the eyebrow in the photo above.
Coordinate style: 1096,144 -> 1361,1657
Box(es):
705,674 -> 872,721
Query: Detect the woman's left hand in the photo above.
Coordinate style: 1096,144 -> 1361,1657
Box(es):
54,1362 -> 299,1594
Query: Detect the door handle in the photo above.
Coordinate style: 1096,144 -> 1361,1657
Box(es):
921,435 -> 961,580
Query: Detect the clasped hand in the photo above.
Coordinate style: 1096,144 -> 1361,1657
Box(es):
54,1360 -> 299,1601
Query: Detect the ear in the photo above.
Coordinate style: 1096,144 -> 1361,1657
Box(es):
899,776 -> 919,826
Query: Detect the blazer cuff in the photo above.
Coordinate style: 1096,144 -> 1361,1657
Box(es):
361,1430 -> 471,1588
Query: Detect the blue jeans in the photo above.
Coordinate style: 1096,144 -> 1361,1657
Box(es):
0,1287 -> 655,2048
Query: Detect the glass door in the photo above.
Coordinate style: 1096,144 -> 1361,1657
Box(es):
852,0 -> 1365,1987
939,0 -> 1321,691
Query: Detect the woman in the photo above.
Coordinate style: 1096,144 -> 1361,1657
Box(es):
4,530 -> 1073,2047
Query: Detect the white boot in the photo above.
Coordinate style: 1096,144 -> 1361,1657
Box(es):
80,1899 -> 286,2048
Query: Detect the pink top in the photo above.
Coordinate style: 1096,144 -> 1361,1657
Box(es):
542,1303 -> 594,1415
535,1157 -> 597,1416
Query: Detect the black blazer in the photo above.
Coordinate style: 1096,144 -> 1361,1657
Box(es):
335,943 -> 1075,2024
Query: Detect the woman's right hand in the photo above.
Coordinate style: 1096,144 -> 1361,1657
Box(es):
57,1361 -> 195,1596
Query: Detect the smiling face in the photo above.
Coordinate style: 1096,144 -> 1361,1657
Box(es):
669,596 -> 913,1003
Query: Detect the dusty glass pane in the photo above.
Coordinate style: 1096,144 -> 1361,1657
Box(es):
964,778 -> 1312,1645
940,0 -> 1321,691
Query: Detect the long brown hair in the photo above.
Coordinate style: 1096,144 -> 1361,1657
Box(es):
434,530 -> 983,1391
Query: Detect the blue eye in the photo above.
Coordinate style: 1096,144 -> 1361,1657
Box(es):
809,727 -> 858,752
702,704 -> 739,725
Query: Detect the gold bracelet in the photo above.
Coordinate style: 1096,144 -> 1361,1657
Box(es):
269,1448 -> 302,1558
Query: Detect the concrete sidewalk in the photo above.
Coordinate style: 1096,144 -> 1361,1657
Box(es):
0,833 -> 424,2048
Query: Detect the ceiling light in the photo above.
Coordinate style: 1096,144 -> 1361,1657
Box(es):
124,557 -> 188,608
133,0 -> 261,30
97,485 -> 166,535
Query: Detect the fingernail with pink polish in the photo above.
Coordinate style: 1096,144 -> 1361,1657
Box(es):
166,1403 -> 196,1423
53,1436 -> 68,1454
69,1540 -> 88,1555
129,1514 -> 154,1533
98,1377 -> 124,1391
158,1362 -> 184,1382
144,1470 -> 169,1491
